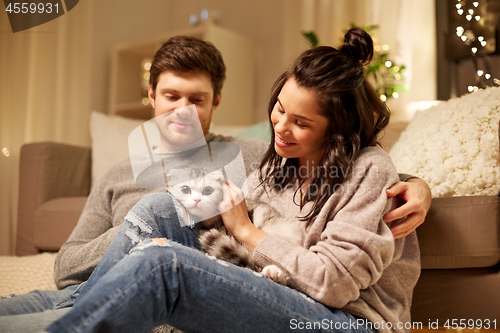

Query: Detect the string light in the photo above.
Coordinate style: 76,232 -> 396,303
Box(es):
380,95 -> 387,102
453,0 -> 497,92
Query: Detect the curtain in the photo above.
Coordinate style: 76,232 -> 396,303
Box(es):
284,0 -> 437,119
0,2 -> 92,255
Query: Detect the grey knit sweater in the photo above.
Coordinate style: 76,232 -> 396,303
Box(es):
54,134 -> 269,288
249,146 -> 421,333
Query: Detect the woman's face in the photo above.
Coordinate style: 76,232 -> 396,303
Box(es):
270,77 -> 329,168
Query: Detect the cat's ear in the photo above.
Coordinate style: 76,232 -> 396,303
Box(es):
218,174 -> 225,182
213,170 -> 225,182
166,174 -> 177,183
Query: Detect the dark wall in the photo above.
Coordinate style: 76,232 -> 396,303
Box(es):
436,0 -> 500,99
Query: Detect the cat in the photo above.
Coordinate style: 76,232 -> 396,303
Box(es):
166,168 -> 303,286
166,168 -> 223,228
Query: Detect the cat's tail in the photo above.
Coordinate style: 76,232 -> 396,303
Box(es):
199,228 -> 259,271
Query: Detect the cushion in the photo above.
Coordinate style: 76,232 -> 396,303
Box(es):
418,195 -> 500,269
34,197 -> 88,251
90,112 -> 158,185
411,265 -> 500,323
237,121 -> 272,142
390,87 -> 500,197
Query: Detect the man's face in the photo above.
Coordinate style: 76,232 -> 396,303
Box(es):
148,70 -> 221,152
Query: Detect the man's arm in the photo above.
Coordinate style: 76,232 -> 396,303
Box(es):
384,177 -> 432,239
53,161 -> 146,289
53,176 -> 118,289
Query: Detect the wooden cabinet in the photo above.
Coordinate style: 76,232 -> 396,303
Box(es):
108,23 -> 255,126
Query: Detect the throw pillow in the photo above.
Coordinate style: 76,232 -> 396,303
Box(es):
90,112 -> 154,185
390,87 -> 500,197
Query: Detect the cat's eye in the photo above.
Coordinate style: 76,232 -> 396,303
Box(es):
180,186 -> 191,194
202,186 -> 213,195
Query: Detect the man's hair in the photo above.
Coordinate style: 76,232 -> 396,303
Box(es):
149,36 -> 226,103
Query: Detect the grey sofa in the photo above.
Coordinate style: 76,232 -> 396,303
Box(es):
15,121 -> 500,325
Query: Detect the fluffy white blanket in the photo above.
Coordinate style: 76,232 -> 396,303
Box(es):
390,87 -> 500,198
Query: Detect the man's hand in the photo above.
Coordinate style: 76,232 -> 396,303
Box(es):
384,178 -> 432,239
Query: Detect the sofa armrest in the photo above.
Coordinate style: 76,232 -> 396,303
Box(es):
16,142 -> 91,255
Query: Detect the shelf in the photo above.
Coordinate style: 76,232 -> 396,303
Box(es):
108,23 -> 255,126
113,101 -> 153,120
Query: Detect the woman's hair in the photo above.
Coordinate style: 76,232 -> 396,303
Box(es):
149,36 -> 226,103
259,27 -> 390,224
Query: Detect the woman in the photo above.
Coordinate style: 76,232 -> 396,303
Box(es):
47,28 -> 420,333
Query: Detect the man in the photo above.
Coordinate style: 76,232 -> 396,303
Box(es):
0,36 -> 431,332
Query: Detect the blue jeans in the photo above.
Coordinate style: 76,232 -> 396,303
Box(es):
0,283 -> 82,332
0,193 -> 195,333
47,192 -> 376,333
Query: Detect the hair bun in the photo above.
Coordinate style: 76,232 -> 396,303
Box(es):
341,27 -> 374,66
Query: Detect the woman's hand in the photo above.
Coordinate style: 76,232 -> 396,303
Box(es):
383,178 -> 432,239
218,180 -> 267,253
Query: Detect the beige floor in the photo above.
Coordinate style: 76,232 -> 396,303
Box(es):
0,252 -> 58,296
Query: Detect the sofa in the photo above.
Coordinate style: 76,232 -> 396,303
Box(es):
11,111 -> 500,325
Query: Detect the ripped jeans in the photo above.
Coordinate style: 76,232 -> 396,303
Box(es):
46,192 -> 376,333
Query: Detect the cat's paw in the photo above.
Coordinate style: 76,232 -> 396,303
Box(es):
262,265 -> 287,286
